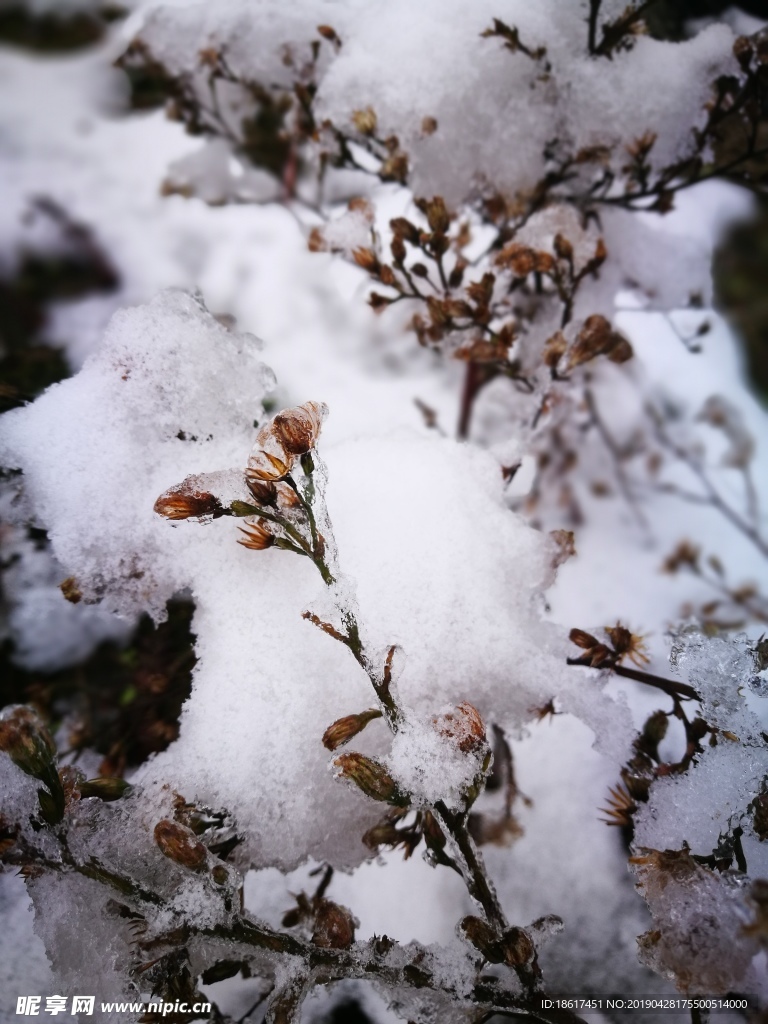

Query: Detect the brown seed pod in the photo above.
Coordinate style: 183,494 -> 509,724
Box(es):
154,819 -> 208,871
272,401 -> 328,456
312,899 -> 356,949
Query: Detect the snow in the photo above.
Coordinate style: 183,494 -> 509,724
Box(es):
1,0 -> 768,1018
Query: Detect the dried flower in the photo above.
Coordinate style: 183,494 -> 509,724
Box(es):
154,489 -> 223,521
59,576 -> 82,604
238,520 -> 274,551
322,709 -> 383,751
605,623 -> 649,666
154,820 -> 208,871
246,450 -> 292,482
600,784 -> 637,828
79,777 -> 132,802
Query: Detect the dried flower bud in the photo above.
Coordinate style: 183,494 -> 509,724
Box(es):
246,477 -> 277,506
496,243 -> 554,276
554,233 -> 573,260
606,623 -> 648,666
567,314 -> 631,369
549,529 -> 576,567
390,217 -> 420,245
272,401 -> 328,456
312,899 -> 356,949
79,777 -> 132,802
459,916 -> 502,962
0,706 -> 57,781
238,520 -> 275,551
59,576 -> 82,604
421,809 -> 446,850
154,819 -> 208,871
352,106 -> 377,136
421,116 -> 438,136
733,35 -> 753,70
352,247 -> 380,274
500,927 -> 535,966
422,196 -> 449,235
543,331 -> 568,370
569,628 -> 599,650
362,821 -> 404,850
317,24 -> 341,45
322,709 -> 383,751
334,752 -> 402,803
247,447 -> 293,482
154,489 -> 223,521
433,702 -> 486,753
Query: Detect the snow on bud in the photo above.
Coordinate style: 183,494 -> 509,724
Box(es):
154,819 -> 208,871
154,488 -> 223,521
322,708 -> 383,751
272,401 -> 328,456
333,752 -> 402,803
312,898 -> 356,949
499,926 -> 535,967
432,701 -> 486,754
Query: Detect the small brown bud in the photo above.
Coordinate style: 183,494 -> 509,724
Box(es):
390,217 -> 420,245
390,235 -> 406,263
60,576 -> 82,604
237,520 -> 275,551
352,107 -> 377,136
154,489 -> 223,521
368,292 -> 392,312
0,706 -> 57,781
459,916 -> 502,962
569,628 -> 599,650
322,709 -> 383,751
567,314 -> 631,370
352,247 -> 380,274
421,116 -> 438,136
380,152 -> 409,184
362,821 -> 404,850
423,196 -> 449,235
411,262 -> 429,278
421,809 -> 446,850
733,35 -> 753,70
79,777 -> 132,802
554,233 -> 573,260
272,401 -> 328,456
433,702 -> 486,753
154,819 -> 208,871
312,899 -> 356,948
448,258 -> 466,289
496,243 -> 554,276
543,331 -> 568,369
308,226 -> 328,253
550,529 -> 576,567
500,926 -> 535,966
334,752 -> 402,803
317,24 -> 341,45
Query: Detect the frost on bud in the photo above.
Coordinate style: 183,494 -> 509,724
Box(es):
322,708 -> 383,751
154,488 -> 223,521
272,401 -> 328,456
238,520 -> 275,551
154,819 -> 208,871
312,898 -> 356,949
79,777 -> 132,802
333,752 -> 402,803
433,702 -> 486,753
351,106 -> 377,135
